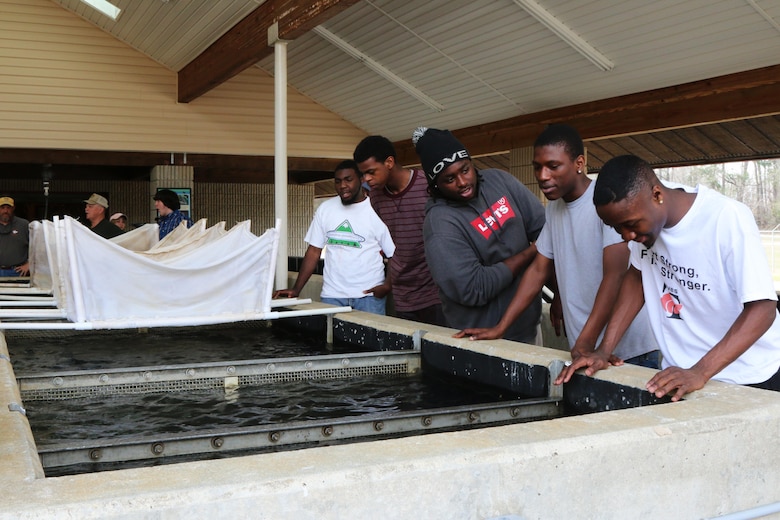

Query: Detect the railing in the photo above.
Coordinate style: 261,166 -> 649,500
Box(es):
760,225 -> 780,289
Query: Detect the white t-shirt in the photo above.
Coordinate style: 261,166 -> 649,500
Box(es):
305,196 -> 395,299
630,184 -> 780,384
536,181 -> 656,359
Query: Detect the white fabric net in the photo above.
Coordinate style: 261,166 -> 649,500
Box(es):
28,216 -> 279,328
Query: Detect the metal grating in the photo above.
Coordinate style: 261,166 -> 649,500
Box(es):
18,351 -> 419,401
20,378 -> 226,401
239,364 -> 409,387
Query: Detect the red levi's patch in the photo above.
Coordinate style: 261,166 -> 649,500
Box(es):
471,196 -> 516,239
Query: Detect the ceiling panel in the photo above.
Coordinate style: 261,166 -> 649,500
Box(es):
473,115 -> 780,177
49,0 -> 264,71
652,131 -> 711,163
50,0 -> 780,141
36,0 -> 780,181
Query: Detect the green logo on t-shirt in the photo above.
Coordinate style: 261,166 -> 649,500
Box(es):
325,220 -> 365,248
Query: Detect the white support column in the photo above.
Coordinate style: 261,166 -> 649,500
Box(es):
269,22 -> 289,290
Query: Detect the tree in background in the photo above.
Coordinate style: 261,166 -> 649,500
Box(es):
657,159 -> 780,228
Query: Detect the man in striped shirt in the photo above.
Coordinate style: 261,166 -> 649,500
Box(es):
354,136 -> 447,327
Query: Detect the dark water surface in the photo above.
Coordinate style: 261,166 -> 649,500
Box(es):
8,323 -> 521,475
7,322 -> 346,374
26,372 -> 514,444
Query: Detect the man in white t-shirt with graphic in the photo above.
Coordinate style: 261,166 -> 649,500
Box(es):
557,154 -> 780,401
273,160 -> 395,315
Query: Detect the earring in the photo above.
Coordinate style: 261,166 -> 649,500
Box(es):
659,199 -> 664,204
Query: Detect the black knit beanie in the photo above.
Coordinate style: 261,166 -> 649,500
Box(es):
412,127 -> 471,187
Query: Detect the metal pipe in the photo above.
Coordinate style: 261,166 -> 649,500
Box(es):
264,306 -> 352,319
52,216 -> 70,315
0,307 -> 351,330
0,299 -> 56,307
0,309 -> 66,318
19,350 -> 419,396
712,502 -> 780,520
264,219 -> 282,312
0,322 -> 95,331
271,26 -> 289,292
0,288 -> 49,296
268,297 -> 312,308
0,295 -> 56,301
62,217 -> 87,322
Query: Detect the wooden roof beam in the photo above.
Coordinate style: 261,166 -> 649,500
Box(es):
394,64 -> 780,164
178,0 -> 360,103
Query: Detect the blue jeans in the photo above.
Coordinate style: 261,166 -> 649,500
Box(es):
0,268 -> 21,277
321,295 -> 386,316
625,350 -> 661,370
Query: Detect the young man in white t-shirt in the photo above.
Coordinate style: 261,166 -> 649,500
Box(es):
557,154 -> 780,400
273,160 -> 395,315
457,125 -> 658,367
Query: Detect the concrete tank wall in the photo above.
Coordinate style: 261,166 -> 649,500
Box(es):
1,309 -> 779,519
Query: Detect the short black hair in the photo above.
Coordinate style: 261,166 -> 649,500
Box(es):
534,124 -> 584,160
335,159 -> 362,176
353,135 -> 396,164
153,189 -> 180,210
593,155 -> 655,206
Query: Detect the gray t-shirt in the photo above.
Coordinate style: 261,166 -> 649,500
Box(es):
535,181 -> 656,360
0,215 -> 30,267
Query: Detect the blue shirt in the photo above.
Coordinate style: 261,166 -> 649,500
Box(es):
158,210 -> 192,239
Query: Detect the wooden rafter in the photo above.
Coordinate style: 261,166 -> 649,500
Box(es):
178,0 -> 359,103
394,64 -> 780,164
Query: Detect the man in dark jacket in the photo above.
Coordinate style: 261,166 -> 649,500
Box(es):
0,196 -> 30,277
84,193 -> 122,239
413,127 -> 546,343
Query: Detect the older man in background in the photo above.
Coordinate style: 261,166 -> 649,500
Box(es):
110,212 -> 128,232
0,196 -> 30,277
84,193 -> 122,239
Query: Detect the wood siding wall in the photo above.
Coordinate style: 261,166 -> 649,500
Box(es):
0,0 -> 366,158
197,182 -> 314,257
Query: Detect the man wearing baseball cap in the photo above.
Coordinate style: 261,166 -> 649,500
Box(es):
0,196 -> 30,277
84,193 -> 122,239
110,212 -> 128,232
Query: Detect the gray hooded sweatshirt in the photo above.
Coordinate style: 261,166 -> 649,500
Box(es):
423,168 -> 545,343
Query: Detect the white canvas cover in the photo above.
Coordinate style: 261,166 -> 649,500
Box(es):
30,216 -> 279,328
109,223 -> 160,252
138,221 -> 227,262
29,220 -> 52,292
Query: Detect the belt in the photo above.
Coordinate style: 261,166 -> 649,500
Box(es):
0,264 -> 23,269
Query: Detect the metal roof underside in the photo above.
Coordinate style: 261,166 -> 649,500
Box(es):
43,0 -> 780,173
474,114 -> 780,174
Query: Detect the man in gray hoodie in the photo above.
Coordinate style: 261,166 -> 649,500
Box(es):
414,127 -> 546,344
